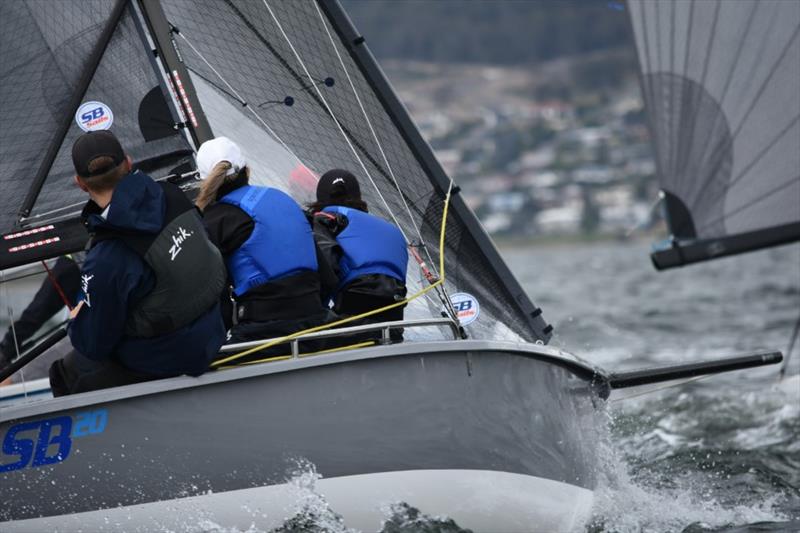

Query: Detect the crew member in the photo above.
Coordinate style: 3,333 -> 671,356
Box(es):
195,137 -> 334,358
49,130 -> 227,396
308,169 -> 408,339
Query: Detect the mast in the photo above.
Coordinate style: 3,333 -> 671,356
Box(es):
317,0 -> 552,342
17,0 -> 129,224
136,0 -> 213,148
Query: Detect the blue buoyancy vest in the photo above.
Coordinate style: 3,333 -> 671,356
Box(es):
220,185 -> 318,296
322,206 -> 408,293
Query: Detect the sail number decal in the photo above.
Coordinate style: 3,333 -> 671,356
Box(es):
0,409 -> 108,473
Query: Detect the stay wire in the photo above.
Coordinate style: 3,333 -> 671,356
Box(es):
311,0 -> 439,277
260,0 -> 409,243
306,0 -> 458,321
309,0 -> 456,318
174,30 -> 310,173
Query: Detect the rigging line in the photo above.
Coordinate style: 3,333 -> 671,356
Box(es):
220,0 -> 430,231
680,0 -> 758,202
674,0 -> 696,200
174,31 -> 308,171
40,260 -> 73,311
611,374 -> 710,403
184,65 -> 245,105
312,1 -> 439,275
667,0 -> 676,185
695,174 -> 799,234
1,269 -> 26,396
682,22 -> 800,222
780,310 -> 800,378
19,199 -> 87,221
637,0 -> 667,193
213,178 -> 456,368
713,114 -> 800,196
675,0 -> 721,202
260,0 -> 409,241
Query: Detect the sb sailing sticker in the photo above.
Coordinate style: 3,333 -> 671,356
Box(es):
75,101 -> 114,132
448,292 -> 480,326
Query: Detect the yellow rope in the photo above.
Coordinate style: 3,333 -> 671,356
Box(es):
212,182 -> 454,368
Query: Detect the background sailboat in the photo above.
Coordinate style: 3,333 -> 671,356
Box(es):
626,0 -> 800,269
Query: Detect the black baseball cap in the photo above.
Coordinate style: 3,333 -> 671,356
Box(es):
72,130 -> 125,178
316,169 -> 361,203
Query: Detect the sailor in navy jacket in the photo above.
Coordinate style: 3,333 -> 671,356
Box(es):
309,169 -> 408,331
50,131 -> 227,396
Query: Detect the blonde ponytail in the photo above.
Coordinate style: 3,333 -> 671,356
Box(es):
196,161 -> 234,211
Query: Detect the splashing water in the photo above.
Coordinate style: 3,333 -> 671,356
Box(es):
588,376 -> 799,533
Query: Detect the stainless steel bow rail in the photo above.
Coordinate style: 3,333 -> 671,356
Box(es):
218,317 -> 461,357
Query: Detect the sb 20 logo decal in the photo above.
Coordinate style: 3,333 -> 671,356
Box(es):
448,292 -> 480,326
75,101 -> 114,132
0,409 -> 107,472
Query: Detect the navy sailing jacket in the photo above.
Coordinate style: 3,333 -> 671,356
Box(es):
69,171 -> 226,377
321,206 -> 408,295
219,185 -> 318,297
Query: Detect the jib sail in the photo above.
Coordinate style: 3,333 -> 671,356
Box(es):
628,0 -> 800,269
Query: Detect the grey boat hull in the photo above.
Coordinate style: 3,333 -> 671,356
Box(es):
0,340 -> 606,531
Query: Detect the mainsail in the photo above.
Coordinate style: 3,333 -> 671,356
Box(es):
628,0 -> 800,269
0,0 -> 551,344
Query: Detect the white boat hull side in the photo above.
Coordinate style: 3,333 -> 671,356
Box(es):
4,469 -> 594,532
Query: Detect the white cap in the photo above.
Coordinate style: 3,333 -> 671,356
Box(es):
196,136 -> 246,179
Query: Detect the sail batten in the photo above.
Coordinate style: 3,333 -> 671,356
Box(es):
629,0 -> 800,268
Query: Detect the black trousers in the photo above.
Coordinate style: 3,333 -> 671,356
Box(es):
1,256 -> 81,365
49,350 -> 162,397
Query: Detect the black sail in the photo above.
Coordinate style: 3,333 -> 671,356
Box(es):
628,0 -> 800,269
156,0 -> 550,343
1,0 -> 551,344
0,0 -> 193,266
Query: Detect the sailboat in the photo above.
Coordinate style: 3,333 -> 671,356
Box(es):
627,0 -> 800,373
0,0 -> 786,531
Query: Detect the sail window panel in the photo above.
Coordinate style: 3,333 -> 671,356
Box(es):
159,0 -> 537,342
26,8 -> 193,227
192,75 -> 319,204
0,1 -> 114,234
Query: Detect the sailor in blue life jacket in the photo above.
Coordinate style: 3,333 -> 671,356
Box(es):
195,137 -> 335,359
308,169 -> 408,341
48,130 -> 227,397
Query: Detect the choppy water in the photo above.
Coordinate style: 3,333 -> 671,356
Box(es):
2,241 -> 799,532
508,240 -> 800,533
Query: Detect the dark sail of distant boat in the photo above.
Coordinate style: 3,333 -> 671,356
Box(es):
627,0 -> 800,269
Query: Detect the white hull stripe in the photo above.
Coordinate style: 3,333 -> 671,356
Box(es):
3,469 -> 593,532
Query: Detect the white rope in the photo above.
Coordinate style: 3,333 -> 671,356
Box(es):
175,31 -> 309,171
261,0 -> 410,243
19,199 -> 87,222
311,1 -> 439,276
